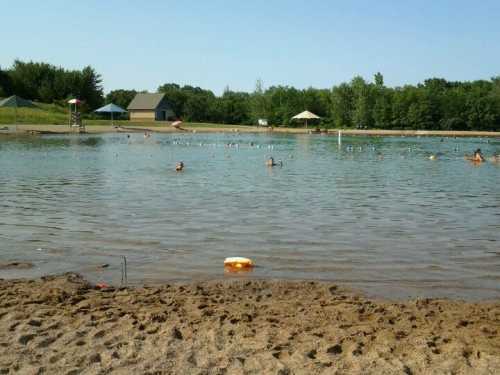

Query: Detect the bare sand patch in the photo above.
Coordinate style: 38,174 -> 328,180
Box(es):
0,273 -> 498,374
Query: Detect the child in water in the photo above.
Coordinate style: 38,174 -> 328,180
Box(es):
175,161 -> 184,171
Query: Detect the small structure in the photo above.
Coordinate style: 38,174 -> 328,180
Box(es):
0,95 -> 35,124
258,118 -> 268,126
292,110 -> 320,129
94,103 -> 127,126
127,93 -> 175,121
68,98 -> 85,132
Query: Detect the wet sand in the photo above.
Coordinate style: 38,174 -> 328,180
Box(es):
1,124 -> 500,137
0,274 -> 498,374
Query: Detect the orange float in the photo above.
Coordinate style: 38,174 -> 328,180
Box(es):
224,257 -> 254,270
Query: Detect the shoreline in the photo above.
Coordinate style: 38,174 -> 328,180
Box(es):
1,124 -> 500,137
0,273 -> 498,374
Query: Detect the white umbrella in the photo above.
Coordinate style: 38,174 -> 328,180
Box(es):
292,110 -> 320,128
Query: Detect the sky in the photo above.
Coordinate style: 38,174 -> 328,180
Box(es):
1,0 -> 499,95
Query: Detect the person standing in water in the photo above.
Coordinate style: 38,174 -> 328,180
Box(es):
266,157 -> 276,167
472,149 -> 485,162
266,157 -> 283,167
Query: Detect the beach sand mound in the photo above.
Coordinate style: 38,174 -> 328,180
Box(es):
0,273 -> 499,374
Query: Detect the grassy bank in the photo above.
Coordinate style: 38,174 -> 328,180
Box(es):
0,102 -> 68,124
0,104 -> 249,128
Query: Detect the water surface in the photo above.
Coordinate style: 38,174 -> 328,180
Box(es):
1,133 -> 499,299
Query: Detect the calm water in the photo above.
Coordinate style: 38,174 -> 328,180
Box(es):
1,133 -> 499,299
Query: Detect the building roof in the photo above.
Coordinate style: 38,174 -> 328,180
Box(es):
127,93 -> 166,110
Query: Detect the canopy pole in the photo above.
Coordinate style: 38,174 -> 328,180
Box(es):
111,111 -> 114,126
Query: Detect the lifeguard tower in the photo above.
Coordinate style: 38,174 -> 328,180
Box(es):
68,98 -> 85,133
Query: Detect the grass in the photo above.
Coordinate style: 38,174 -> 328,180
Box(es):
0,102 -> 252,128
0,102 -> 68,125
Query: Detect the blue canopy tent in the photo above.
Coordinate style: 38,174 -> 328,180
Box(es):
94,103 -> 127,125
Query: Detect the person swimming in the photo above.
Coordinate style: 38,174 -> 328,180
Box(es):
471,148 -> 485,162
266,157 -> 283,167
175,161 -> 184,171
465,148 -> 485,163
266,157 -> 276,167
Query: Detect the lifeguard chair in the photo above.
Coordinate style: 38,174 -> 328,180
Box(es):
68,98 -> 85,133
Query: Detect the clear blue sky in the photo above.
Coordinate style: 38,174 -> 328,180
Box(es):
1,0 -> 499,95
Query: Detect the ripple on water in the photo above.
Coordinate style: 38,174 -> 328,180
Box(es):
0,133 -> 499,299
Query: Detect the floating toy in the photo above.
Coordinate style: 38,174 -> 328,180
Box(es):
224,257 -> 254,269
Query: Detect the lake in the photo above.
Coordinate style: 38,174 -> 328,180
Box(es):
1,132 -> 499,299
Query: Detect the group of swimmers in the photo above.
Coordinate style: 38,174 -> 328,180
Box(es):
177,153 -> 499,170
175,157 -> 283,172
176,148 -> 498,171
429,148 -> 499,163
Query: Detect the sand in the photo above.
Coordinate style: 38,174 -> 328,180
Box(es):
0,274 -> 498,374
1,124 -> 500,137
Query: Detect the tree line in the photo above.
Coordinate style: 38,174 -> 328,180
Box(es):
1,60 -> 499,130
121,75 -> 500,131
0,60 -> 104,111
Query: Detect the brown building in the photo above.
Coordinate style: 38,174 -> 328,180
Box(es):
127,93 -> 175,121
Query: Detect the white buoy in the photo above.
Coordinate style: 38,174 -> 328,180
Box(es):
338,130 -> 342,145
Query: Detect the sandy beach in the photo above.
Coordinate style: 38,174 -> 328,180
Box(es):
1,124 -> 500,137
0,274 -> 498,374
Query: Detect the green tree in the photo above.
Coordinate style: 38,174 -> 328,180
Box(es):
250,78 -> 270,123
3,60 -> 104,110
106,89 -> 138,109
331,83 -> 354,128
0,67 -> 12,97
351,76 -> 373,128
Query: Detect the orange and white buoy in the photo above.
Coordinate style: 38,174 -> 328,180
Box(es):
224,257 -> 254,269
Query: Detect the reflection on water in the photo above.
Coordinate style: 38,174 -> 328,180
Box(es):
0,133 -> 499,299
